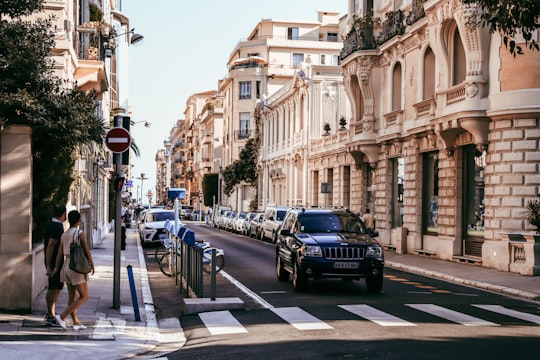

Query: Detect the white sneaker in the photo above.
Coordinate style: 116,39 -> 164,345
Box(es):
55,315 -> 67,330
73,324 -> 87,331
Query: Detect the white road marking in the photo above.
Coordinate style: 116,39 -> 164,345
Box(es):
474,305 -> 540,324
407,304 -> 499,326
271,307 -> 333,330
199,311 -> 248,335
339,304 -> 416,326
219,270 -> 274,309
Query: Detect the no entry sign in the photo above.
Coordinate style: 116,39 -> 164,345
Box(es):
105,127 -> 131,153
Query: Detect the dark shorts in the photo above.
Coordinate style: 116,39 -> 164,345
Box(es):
48,270 -> 64,290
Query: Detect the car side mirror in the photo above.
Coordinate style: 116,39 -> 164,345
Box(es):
280,228 -> 291,237
369,229 -> 379,238
269,216 -> 274,221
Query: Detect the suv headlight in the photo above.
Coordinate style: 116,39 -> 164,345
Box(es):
302,245 -> 322,257
366,245 -> 382,257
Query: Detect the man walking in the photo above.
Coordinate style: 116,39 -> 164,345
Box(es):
44,204 -> 67,326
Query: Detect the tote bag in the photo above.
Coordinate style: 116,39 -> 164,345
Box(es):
69,230 -> 92,274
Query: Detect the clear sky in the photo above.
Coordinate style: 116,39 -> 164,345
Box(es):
122,0 -> 348,204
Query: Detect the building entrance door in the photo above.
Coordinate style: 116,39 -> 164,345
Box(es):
462,145 -> 486,258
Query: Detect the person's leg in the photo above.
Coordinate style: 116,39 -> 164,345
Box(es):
56,283 -> 75,330
46,289 -> 60,316
60,282 -> 89,324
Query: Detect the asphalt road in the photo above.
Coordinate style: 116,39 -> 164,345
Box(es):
142,223 -> 540,360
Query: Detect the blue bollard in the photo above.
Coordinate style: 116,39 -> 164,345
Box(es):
127,265 -> 141,321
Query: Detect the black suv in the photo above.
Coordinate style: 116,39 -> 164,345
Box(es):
276,207 -> 384,292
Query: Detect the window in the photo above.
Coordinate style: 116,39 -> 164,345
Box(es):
332,55 -> 340,66
321,54 -> 326,64
239,112 -> 250,138
292,53 -> 304,67
392,62 -> 402,111
327,32 -> 338,42
423,152 -> 439,234
247,52 -> 260,57
239,81 -> 251,99
391,157 -> 404,227
423,47 -> 436,99
453,28 -> 466,86
288,27 -> 299,40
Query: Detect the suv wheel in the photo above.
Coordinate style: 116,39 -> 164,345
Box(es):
365,272 -> 383,293
276,256 -> 289,282
292,261 -> 308,292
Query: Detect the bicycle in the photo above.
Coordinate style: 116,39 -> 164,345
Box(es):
154,234 -> 171,264
158,238 -> 224,276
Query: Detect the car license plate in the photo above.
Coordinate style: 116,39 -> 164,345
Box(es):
334,262 -> 359,269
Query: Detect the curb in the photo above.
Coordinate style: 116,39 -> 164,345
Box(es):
385,261 -> 540,302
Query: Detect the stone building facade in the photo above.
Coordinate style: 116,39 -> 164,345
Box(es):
338,0 -> 539,273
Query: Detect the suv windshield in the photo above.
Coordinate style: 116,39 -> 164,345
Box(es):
149,212 -> 175,222
298,212 -> 367,234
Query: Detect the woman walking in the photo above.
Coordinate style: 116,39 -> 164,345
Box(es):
52,210 -> 95,330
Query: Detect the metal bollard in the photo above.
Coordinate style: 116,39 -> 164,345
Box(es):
211,248 -> 216,301
126,265 -> 141,321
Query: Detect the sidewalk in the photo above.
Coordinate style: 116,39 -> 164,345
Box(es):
1,228 -> 539,360
0,226 -> 185,360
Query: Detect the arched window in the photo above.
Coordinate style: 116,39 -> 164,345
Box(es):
392,62 -> 402,111
453,28 -> 466,86
423,47 -> 436,99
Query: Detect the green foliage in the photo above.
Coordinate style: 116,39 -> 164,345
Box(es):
1,2 -> 106,242
222,137 -> 259,196
462,0 -> 540,56
202,173 -> 218,206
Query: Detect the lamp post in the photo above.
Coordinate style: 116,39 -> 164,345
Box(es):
136,173 -> 148,206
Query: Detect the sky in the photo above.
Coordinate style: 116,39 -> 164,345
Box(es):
122,0 -> 348,204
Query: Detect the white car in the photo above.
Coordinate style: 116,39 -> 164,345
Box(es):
232,211 -> 248,233
138,208 -> 179,247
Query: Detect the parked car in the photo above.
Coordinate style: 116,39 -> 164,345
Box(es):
179,205 -> 194,220
232,211 -> 248,233
225,211 -> 237,231
248,213 -> 264,238
138,208 -> 180,247
242,212 -> 258,235
275,206 -> 383,292
212,206 -> 232,228
192,209 -> 205,221
261,205 -> 289,243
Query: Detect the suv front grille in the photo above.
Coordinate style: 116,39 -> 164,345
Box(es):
324,247 -> 364,260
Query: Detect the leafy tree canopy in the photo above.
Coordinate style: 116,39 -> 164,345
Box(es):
462,0 -> 540,56
1,1 -> 106,242
222,137 -> 259,196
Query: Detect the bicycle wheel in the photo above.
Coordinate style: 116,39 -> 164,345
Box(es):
154,243 -> 168,263
159,251 -> 181,277
202,250 -> 224,274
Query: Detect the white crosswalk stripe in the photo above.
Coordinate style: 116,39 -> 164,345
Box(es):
270,307 -> 334,330
338,304 -> 416,326
473,305 -> 540,324
195,304 -> 540,335
407,304 -> 500,326
199,310 -> 248,335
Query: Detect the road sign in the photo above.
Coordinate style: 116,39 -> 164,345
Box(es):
105,127 -> 131,153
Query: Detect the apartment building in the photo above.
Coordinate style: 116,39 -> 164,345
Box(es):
339,0 -> 540,274
217,11 -> 346,211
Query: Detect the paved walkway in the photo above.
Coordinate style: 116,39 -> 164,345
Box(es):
0,224 -> 539,359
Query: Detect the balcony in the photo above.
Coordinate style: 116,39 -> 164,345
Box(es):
234,129 -> 254,140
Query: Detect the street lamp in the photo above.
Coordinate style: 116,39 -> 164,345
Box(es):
132,120 -> 151,128
136,173 -> 148,206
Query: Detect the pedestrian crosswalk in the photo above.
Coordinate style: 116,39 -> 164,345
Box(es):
191,304 -> 540,335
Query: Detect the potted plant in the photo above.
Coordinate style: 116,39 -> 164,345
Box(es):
524,196 -> 540,232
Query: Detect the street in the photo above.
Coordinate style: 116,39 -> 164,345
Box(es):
142,223 -> 540,360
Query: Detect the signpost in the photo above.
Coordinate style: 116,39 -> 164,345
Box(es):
106,120 -> 131,309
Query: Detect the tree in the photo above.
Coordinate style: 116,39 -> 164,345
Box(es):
0,1 -> 106,242
222,137 -> 259,196
462,0 -> 540,56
